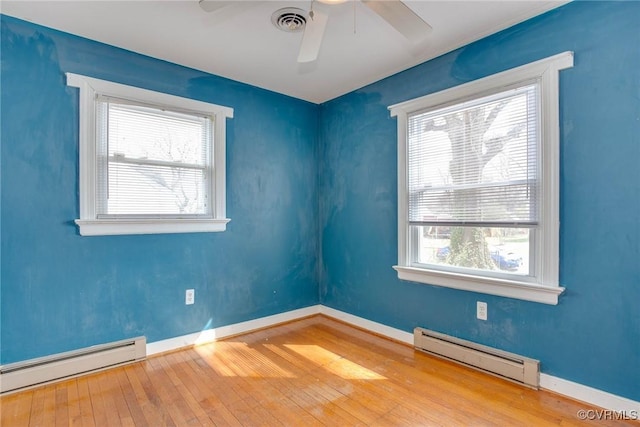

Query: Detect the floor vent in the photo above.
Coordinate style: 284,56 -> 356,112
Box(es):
414,327 -> 539,388
0,337 -> 146,394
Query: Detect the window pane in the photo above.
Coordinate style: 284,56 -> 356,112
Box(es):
412,225 -> 531,276
96,100 -> 212,216
106,163 -> 206,215
407,84 -> 538,225
108,103 -> 208,166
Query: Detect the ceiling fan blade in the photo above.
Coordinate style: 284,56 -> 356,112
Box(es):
297,10 -> 329,63
361,0 -> 432,44
199,0 -> 234,13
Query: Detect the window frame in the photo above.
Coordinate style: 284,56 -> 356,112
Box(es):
389,52 -> 573,305
67,73 -> 233,236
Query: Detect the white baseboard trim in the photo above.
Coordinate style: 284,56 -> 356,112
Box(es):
146,305 -> 321,356
318,306 -> 414,345
540,374 -> 639,412
146,304 -> 639,413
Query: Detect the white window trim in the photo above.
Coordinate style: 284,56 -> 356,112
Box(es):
389,52 -> 573,305
66,73 -> 233,236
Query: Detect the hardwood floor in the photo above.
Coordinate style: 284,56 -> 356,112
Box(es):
1,315 -> 635,426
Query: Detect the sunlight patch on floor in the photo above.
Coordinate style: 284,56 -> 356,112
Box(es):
195,341 -> 295,378
285,344 -> 387,380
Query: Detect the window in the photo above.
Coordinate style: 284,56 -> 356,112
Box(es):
67,73 -> 233,236
389,52 -> 573,304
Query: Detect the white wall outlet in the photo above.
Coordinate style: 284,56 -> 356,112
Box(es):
477,301 -> 487,320
185,289 -> 195,305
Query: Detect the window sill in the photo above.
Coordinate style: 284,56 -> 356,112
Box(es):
393,265 -> 564,305
75,218 -> 231,236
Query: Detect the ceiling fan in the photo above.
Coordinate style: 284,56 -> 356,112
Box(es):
199,0 -> 432,63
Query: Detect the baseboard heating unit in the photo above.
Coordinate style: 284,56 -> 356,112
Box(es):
0,336 -> 146,394
414,327 -> 539,388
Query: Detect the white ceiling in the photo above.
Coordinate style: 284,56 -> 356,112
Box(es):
1,0 -> 567,103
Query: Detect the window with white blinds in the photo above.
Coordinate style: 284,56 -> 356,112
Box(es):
389,52 -> 573,304
67,73 -> 233,236
96,98 -> 212,217
407,84 -> 538,228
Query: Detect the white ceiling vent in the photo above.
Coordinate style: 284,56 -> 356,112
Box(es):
271,8 -> 307,33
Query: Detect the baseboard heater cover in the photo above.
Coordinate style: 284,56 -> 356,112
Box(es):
0,336 -> 146,393
414,327 -> 539,388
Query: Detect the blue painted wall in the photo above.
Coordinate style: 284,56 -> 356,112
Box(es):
319,1 -> 640,401
1,15 -> 319,364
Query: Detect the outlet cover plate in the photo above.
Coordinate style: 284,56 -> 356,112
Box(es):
186,289 -> 195,305
477,301 -> 487,320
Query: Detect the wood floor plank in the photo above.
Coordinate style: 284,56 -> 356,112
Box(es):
180,347 -> 256,426
0,390 -> 32,426
202,343 -> 288,426
213,347 -> 315,427
218,363 -> 320,425
123,363 -> 166,427
233,329 -> 371,425
169,349 -> 244,426
74,375 -> 96,427
53,381 -> 69,427
114,368 -> 147,427
85,374 -> 105,426
144,356 -> 195,426
189,345 -> 269,426
156,352 -> 214,426
1,315 -> 636,426
100,368 -> 134,427
64,378 -> 82,427
40,384 -> 57,427
216,334 -> 365,426
26,385 -> 46,427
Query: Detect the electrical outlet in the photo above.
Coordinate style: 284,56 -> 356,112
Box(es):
185,289 -> 195,305
477,301 -> 487,320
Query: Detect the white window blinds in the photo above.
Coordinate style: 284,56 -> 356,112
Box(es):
96,97 -> 213,218
407,82 -> 539,227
